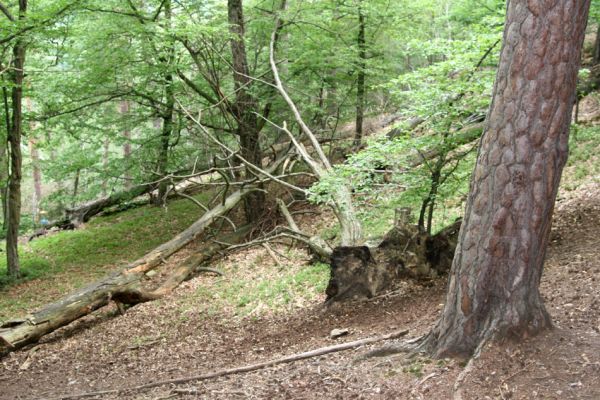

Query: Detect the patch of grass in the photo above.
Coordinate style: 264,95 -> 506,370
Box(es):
562,124 -> 600,191
0,192 -> 213,320
181,261 -> 330,318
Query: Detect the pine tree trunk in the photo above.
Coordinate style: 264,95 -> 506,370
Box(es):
6,2 -> 27,279
422,0 -> 591,358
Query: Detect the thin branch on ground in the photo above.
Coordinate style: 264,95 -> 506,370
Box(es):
54,330 -> 409,400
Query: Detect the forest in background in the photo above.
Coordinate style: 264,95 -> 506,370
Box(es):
0,0 -> 505,241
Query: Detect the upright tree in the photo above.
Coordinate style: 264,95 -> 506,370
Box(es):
3,0 -> 28,279
353,0 -> 366,148
421,0 -> 591,358
227,0 -> 266,223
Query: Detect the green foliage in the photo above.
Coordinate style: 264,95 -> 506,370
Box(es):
562,124 -> 600,191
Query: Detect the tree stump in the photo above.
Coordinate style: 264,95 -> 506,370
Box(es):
325,220 -> 461,303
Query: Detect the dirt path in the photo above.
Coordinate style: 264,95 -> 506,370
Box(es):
1,183 -> 599,400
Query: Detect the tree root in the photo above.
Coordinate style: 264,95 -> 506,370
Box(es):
353,334 -> 424,363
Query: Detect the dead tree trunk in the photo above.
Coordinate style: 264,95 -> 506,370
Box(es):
65,183 -> 155,226
0,188 -> 256,353
420,0 -> 590,358
269,24 -> 363,246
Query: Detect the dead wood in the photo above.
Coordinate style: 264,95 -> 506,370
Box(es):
65,184 -> 154,226
0,187 -> 256,354
276,198 -> 332,261
326,219 -> 462,303
51,329 -> 409,400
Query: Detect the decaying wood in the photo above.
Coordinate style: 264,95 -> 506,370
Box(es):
65,184 -> 154,226
53,329 -> 409,400
276,198 -> 332,261
269,23 -> 362,246
326,220 -> 461,303
0,188 -> 255,353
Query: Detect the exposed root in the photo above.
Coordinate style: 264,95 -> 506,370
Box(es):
353,334 -> 425,363
451,333 -> 492,400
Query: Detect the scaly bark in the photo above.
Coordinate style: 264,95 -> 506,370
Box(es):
422,0 -> 591,358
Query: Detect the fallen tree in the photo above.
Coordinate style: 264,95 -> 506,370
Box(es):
0,189 -> 257,353
65,183 -> 154,226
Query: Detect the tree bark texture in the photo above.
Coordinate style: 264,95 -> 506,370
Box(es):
6,0 -> 27,279
422,0 -> 590,358
228,0 -> 265,223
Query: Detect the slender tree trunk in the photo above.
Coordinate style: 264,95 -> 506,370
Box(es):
1,87 -> 10,231
353,3 -> 366,148
71,168 -> 80,208
119,101 -> 132,189
28,137 -> 42,223
228,0 -> 265,223
25,98 -> 42,224
421,0 -> 591,358
593,24 -> 600,65
6,1 -> 27,279
153,0 -> 175,207
101,138 -> 109,196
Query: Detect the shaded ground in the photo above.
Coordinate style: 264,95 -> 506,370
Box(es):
1,181 -> 600,399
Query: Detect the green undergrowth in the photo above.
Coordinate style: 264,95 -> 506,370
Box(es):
563,124 -> 600,190
0,192 -> 213,320
177,261 -> 330,320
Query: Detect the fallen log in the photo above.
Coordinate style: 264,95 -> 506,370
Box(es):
65,184 -> 154,226
0,148 -> 294,353
53,329 -> 409,400
0,187 -> 257,353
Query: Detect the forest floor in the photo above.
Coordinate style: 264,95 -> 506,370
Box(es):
1,177 -> 599,399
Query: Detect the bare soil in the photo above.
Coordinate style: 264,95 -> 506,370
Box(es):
1,182 -> 600,400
